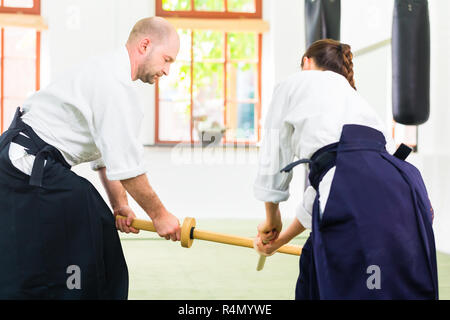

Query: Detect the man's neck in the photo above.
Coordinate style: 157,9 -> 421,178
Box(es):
126,43 -> 139,81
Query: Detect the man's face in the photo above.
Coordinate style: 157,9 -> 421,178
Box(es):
138,33 -> 180,84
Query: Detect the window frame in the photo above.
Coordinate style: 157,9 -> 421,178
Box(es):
0,0 -> 41,133
0,0 -> 40,15
155,0 -> 263,146
156,0 -> 262,19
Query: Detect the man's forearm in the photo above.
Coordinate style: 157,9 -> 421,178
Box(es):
120,174 -> 165,220
98,167 -> 128,210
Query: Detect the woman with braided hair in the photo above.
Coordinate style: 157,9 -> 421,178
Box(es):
253,39 -> 438,299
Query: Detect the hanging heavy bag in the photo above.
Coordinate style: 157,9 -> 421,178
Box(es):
304,0 -> 340,192
305,0 -> 341,48
392,0 -> 430,125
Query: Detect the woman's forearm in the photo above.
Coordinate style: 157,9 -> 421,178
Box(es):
279,218 -> 306,245
265,202 -> 280,223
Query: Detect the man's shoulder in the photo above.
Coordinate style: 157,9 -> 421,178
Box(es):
66,48 -> 133,92
92,47 -> 133,86
64,48 -> 126,78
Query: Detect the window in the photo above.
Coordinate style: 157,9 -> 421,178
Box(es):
0,0 -> 41,133
156,0 -> 262,19
155,0 -> 263,145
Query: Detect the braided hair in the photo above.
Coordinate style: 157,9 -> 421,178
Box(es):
301,39 -> 357,90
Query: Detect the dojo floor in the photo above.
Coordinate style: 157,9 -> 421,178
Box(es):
119,219 -> 450,300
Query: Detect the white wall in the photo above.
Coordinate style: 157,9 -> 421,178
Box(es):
40,0 -> 450,251
341,0 -> 393,130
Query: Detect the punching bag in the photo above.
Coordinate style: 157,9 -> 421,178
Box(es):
305,0 -> 341,48
392,0 -> 430,125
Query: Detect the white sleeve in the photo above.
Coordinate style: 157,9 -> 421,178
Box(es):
90,79 -> 147,181
295,186 -> 316,230
253,82 -> 295,203
90,157 -> 106,171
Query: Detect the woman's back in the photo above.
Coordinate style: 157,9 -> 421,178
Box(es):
272,69 -> 393,160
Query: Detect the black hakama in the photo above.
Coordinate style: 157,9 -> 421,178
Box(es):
0,108 -> 128,299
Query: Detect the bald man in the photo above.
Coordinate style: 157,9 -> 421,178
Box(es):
0,17 -> 180,299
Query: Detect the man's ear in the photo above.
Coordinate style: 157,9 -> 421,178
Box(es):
138,37 -> 151,55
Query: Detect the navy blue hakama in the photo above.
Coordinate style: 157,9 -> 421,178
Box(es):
0,108 -> 128,299
288,124 -> 438,300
